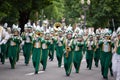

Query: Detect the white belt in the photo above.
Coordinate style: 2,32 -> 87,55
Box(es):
42,43 -> 47,49
58,42 -> 62,46
34,42 -> 41,48
26,37 -> 30,43
50,40 -> 53,44
75,46 -> 79,51
10,41 -> 16,46
103,45 -> 109,52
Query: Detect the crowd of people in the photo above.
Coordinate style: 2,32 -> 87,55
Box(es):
0,21 -> 120,80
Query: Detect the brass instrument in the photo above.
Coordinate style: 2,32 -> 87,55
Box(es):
65,46 -> 71,58
34,31 -> 41,38
35,31 -> 41,36
94,39 -> 98,51
53,22 -> 62,32
107,36 -> 111,40
65,40 -> 71,58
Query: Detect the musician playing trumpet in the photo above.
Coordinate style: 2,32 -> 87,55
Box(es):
94,33 -> 101,67
22,24 -> 33,66
40,29 -> 50,71
100,31 -> 114,79
32,27 -> 42,74
73,33 -> 84,73
112,28 -> 120,80
49,28 -> 56,61
55,28 -> 64,67
7,24 -> 21,69
85,34 -> 95,70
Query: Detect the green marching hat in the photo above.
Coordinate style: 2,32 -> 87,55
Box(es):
117,31 -> 120,36
40,26 -> 44,33
35,26 -> 41,32
12,24 -> 21,32
66,24 -> 73,34
27,25 -> 32,28
104,33 -> 111,37
95,29 -> 100,36
117,27 -> 120,35
50,28 -> 54,33
103,28 -> 111,37
76,29 -> 83,38
76,33 -> 83,38
88,32 -> 94,38
58,27 -> 62,33
45,29 -> 50,37
74,27 -> 80,33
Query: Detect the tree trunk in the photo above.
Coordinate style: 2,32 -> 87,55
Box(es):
18,11 -> 30,32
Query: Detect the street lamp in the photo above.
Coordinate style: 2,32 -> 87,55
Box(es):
80,0 -> 90,29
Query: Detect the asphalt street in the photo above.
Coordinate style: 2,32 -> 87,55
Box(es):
0,54 -> 115,80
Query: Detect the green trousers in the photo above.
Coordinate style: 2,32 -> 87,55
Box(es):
9,57 -> 16,69
100,51 -> 112,78
94,48 -> 101,67
49,44 -> 54,61
86,50 -> 94,70
8,46 -> 17,69
23,43 -> 32,65
56,46 -> 64,67
41,49 -> 49,70
0,44 -> 7,64
32,48 -> 41,73
16,45 -> 20,62
73,51 -> 83,73
64,51 -> 73,76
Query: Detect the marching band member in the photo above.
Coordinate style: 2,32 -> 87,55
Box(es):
73,32 -> 84,73
15,24 -> 22,61
7,24 -> 21,69
0,25 -> 10,64
41,29 -> 50,71
32,27 -> 42,74
94,30 -> 101,67
49,28 -> 56,61
73,27 -> 80,39
22,24 -> 33,65
85,33 -> 95,70
100,29 -> 114,79
40,27 -> 44,37
63,26 -> 74,76
112,27 -> 120,80
55,28 -> 64,67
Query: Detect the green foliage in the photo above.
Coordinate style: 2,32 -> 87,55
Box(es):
88,0 -> 120,29
64,0 -> 81,25
0,0 -> 52,25
43,0 -> 65,21
0,0 -> 120,30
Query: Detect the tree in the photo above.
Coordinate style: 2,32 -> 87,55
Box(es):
0,0 -> 52,32
88,0 -> 120,30
43,0 -> 65,22
64,0 -> 81,25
